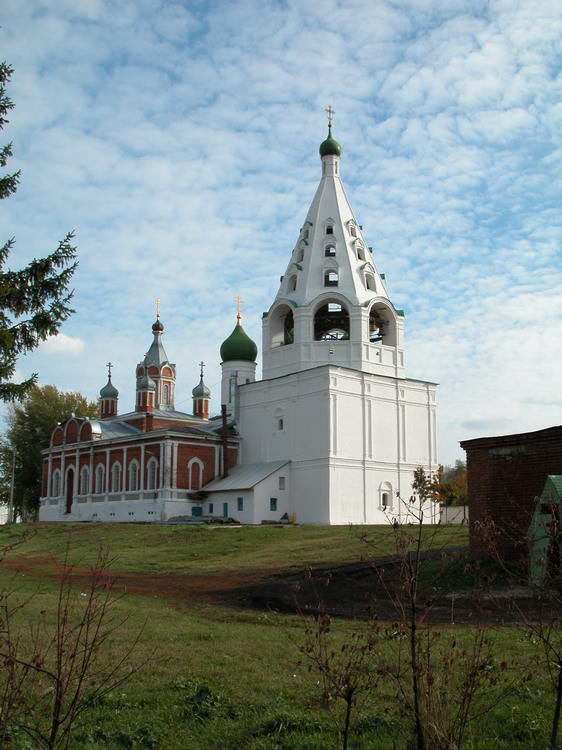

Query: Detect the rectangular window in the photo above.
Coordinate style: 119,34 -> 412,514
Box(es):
278,418 -> 284,431
237,497 -> 243,511
270,498 -> 277,512
278,477 -> 285,490
208,503 -> 213,514
326,226 -> 333,234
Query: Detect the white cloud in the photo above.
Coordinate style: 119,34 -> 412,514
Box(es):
39,334 -> 85,355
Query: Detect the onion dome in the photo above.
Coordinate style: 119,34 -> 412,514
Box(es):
220,321 -> 258,363
319,125 -> 342,158
137,372 -> 156,391
100,378 -> 118,399
152,317 -> 164,333
192,376 -> 211,399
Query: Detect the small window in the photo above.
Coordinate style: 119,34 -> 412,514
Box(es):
326,226 -> 334,235
270,498 -> 278,512
365,274 -> 376,292
303,229 -> 309,239
288,275 -> 297,292
79,466 -> 89,495
350,224 -> 357,237
324,270 -> 339,287
52,469 -> 61,497
297,248 -> 304,262
147,459 -> 158,491
279,476 -> 285,490
278,418 -> 284,431
356,245 -> 366,261
209,502 -> 214,514
325,245 -> 336,257
129,461 -> 139,492
95,465 -> 105,494
237,497 -> 243,511
111,462 -> 121,493
163,384 -> 170,405
382,493 -> 389,508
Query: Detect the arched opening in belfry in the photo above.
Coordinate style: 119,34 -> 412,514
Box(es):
314,301 -> 350,341
369,302 -> 396,346
270,304 -> 295,348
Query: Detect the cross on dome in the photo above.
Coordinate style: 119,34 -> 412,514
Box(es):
155,298 -> 161,319
106,361 -> 113,379
324,105 -> 335,128
235,295 -> 243,324
199,360 -> 205,378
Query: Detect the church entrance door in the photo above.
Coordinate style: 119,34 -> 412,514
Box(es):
65,468 -> 74,514
222,502 -> 228,518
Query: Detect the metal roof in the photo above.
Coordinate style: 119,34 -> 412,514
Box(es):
99,421 -> 141,439
203,460 -> 289,492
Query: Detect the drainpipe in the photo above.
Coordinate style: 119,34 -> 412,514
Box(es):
221,404 -> 229,478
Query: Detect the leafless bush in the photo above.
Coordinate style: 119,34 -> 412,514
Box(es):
0,547 -> 146,749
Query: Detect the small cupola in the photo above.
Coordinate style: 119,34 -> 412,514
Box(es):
319,107 -> 341,158
220,299 -> 258,415
99,362 -> 118,419
192,361 -> 211,419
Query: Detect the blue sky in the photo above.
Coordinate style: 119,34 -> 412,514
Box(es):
1,0 -> 561,465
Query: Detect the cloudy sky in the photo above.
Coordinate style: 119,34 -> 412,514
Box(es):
1,0 -> 561,464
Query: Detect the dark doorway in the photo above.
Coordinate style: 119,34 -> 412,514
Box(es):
223,502 -> 228,518
65,468 -> 74,514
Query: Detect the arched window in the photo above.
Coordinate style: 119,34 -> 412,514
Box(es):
326,224 -> 334,235
379,482 -> 393,511
324,270 -> 339,287
314,301 -> 350,341
111,462 -> 121,493
95,464 -> 105,494
325,244 -> 336,257
147,458 -> 158,490
269,304 -> 294,348
369,303 -> 397,346
52,469 -> 61,497
79,466 -> 89,495
349,222 -> 357,238
129,460 -> 139,492
296,248 -> 304,263
356,243 -> 366,261
163,384 -> 170,405
365,274 -> 376,292
188,458 -> 204,490
288,275 -> 297,292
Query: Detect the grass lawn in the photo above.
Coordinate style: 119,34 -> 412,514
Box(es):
0,523 -> 557,749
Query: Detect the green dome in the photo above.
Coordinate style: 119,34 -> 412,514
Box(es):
220,322 -> 258,363
319,126 -> 342,157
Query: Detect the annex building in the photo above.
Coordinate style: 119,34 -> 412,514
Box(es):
39,122 -> 439,525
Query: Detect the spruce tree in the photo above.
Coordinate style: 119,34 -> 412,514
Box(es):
0,62 -> 77,402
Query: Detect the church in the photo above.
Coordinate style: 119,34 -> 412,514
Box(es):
39,120 -> 439,525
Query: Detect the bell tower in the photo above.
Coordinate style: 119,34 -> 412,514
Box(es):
135,301 -> 177,412
261,112 -> 405,381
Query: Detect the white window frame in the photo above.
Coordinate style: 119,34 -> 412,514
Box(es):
95,464 -> 105,494
129,459 -> 139,492
111,462 -> 122,493
79,466 -> 89,496
147,458 -> 158,491
52,468 -> 61,498
187,457 -> 204,490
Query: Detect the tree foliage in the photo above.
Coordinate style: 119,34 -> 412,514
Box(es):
0,385 -> 99,517
0,62 -> 77,402
435,460 -> 467,506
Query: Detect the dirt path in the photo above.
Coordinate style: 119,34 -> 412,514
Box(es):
3,551 -> 557,625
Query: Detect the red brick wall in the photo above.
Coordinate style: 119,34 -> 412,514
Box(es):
462,427 -> 562,560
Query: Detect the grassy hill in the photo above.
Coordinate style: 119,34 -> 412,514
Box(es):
0,523 -> 553,750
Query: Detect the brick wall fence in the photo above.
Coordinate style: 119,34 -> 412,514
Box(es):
460,425 -> 562,560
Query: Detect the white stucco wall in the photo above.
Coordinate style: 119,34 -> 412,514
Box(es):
237,364 -> 438,524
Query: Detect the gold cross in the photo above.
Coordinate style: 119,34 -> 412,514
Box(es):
325,106 -> 335,128
106,362 -> 113,379
155,298 -> 161,319
235,295 -> 243,323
